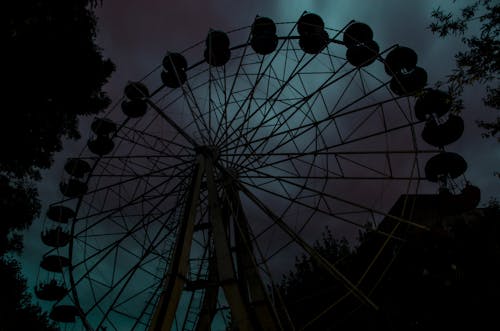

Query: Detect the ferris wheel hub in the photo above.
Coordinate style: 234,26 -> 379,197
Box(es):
195,144 -> 220,160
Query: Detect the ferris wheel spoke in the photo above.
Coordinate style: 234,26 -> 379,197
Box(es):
222,57 -> 354,153
101,154 -> 183,184
233,61 -> 322,167
73,220 -> 177,286
118,121 -> 193,164
211,70 -> 261,151
72,163 -> 191,247
221,52 -> 319,167
83,220 -> 180,329
233,111 -> 424,176
234,77 -> 393,168
239,177 -> 405,243
73,207 -> 180,263
233,80 -> 329,169
222,64 -> 356,169
180,83 -> 216,141
228,67 -> 312,163
236,180 -> 379,310
212,44 -> 251,149
223,41 -> 311,150
235,150 -> 436,180
188,64 -> 254,145
116,126 -> 193,156
208,67 -> 227,145
77,183 -> 185,234
218,27 -> 301,148
230,124 -> 410,178
69,221 -> 179,324
72,202 -> 178,275
241,166 -> 428,230
86,251 -> 165,317
206,53 -> 255,147
144,97 -> 200,148
224,59 -> 267,166
83,159 -> 193,201
79,175 -> 184,221
250,150 -> 396,180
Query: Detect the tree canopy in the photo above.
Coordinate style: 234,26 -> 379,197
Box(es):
0,257 -> 59,331
2,0 -> 114,253
4,0 -> 115,179
1,1 -> 114,329
429,0 -> 499,140
278,202 -> 500,330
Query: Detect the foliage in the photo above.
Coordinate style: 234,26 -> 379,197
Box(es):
429,0 -> 500,140
1,0 -> 114,250
3,0 -> 115,180
278,229 -> 367,330
0,257 -> 59,331
279,204 -> 500,330
0,176 -> 40,255
1,1 -> 114,330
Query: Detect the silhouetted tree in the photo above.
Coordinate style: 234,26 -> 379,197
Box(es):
375,201 -> 500,330
279,203 -> 500,330
429,0 -> 499,141
4,0 -> 114,179
1,1 -> 114,329
277,229 -> 379,330
2,0 -> 114,248
0,176 -> 40,256
0,257 -> 59,331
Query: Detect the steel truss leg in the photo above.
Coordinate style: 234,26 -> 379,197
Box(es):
205,159 -> 255,331
195,256 -> 218,331
148,158 -> 205,331
230,187 -> 287,331
149,155 -> 293,331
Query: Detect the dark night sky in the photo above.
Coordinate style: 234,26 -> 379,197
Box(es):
20,0 -> 499,327
91,0 -> 498,200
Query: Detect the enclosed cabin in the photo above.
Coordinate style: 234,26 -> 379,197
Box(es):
59,158 -> 91,198
429,170 -> 481,214
35,278 -> 67,301
43,204 -> 74,247
41,226 -> 70,248
415,88 -> 465,148
417,87 -> 480,213
87,117 -> 117,156
36,254 -> 71,305
40,254 -> 70,273
297,13 -> 329,54
46,205 -> 75,224
161,53 -> 188,88
204,30 -> 231,66
49,305 -> 79,323
343,22 -> 379,67
121,81 -> 151,117
384,46 -> 427,95
250,16 -> 278,55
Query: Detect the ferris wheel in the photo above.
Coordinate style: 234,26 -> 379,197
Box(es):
35,12 -> 475,331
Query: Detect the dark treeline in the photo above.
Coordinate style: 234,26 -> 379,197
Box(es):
280,2 -> 500,324
279,201 -> 500,330
429,0 -> 499,142
1,1 -> 113,329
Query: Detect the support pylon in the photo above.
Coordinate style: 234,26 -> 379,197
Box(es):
148,148 -> 286,331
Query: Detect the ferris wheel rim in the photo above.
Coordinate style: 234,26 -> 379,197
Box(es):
38,17 -> 441,330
